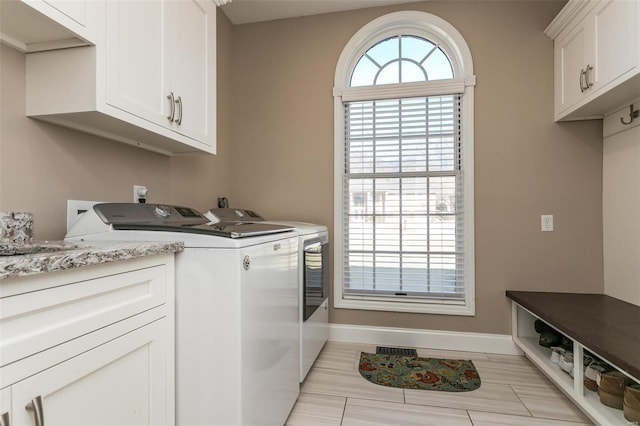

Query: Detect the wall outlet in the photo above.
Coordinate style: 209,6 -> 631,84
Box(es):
541,214 -> 554,232
66,200 -> 102,233
133,185 -> 148,203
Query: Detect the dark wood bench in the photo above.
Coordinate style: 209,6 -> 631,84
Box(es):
506,291 -> 640,425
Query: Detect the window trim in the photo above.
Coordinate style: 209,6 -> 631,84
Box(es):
333,11 -> 476,316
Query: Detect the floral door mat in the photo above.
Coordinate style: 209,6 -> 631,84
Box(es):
358,352 -> 481,392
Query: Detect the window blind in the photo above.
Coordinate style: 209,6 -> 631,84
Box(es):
342,94 -> 464,301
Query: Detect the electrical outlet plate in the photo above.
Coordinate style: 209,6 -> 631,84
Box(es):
133,185 -> 147,203
66,200 -> 103,233
541,214 -> 554,232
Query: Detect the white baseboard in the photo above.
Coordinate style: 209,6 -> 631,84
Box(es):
329,323 -> 523,356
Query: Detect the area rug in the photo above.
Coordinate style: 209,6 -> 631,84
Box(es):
358,352 -> 481,392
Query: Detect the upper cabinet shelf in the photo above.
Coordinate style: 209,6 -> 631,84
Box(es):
0,0 -> 96,52
545,0 -> 640,121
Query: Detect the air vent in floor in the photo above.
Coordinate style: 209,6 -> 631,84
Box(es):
375,346 -> 418,357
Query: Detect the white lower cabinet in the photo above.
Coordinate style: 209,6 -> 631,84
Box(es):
12,320 -> 167,426
0,255 -> 175,426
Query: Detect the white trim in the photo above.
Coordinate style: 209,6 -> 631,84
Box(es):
544,0 -> 595,40
336,78 -> 466,102
334,11 -> 475,88
333,10 -> 476,316
334,297 -> 474,316
329,323 -> 522,356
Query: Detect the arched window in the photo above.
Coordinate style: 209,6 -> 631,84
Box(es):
350,35 -> 453,86
333,11 -> 476,315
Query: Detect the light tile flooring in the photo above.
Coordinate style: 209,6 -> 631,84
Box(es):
286,342 -> 593,426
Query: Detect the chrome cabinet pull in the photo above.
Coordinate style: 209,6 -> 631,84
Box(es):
167,92 -> 176,122
175,96 -> 183,125
25,396 -> 44,426
579,68 -> 586,92
584,64 -> 593,89
0,411 -> 10,426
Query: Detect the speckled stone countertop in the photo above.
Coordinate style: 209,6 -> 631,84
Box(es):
0,240 -> 184,280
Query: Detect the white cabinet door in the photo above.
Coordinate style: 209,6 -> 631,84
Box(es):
105,0 -> 171,129
556,19 -> 593,114
10,319 -> 169,426
167,0 -> 217,147
593,0 -> 638,91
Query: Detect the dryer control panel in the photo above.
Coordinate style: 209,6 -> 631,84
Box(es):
204,208 -> 265,224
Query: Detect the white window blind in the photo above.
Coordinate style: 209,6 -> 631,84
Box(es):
342,94 -> 465,301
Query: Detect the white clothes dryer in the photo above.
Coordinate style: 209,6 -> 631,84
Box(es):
268,221 -> 329,382
205,209 -> 329,382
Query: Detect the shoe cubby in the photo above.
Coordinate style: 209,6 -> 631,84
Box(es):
507,292 -> 640,426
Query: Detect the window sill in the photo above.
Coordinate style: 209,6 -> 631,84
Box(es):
334,297 -> 475,316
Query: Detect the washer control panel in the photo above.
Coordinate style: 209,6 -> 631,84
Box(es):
93,203 -> 207,225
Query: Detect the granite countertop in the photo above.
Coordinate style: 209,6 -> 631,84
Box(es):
0,240 -> 184,280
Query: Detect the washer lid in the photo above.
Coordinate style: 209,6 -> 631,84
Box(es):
112,222 -> 294,239
93,203 -> 294,238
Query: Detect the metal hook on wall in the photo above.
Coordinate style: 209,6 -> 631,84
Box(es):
620,104 -> 639,125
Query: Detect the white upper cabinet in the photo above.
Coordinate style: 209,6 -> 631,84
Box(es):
105,0 -> 170,129
0,0 -> 95,52
25,0 -> 218,156
546,0 -> 640,121
556,16 -> 592,114
167,0 -> 216,143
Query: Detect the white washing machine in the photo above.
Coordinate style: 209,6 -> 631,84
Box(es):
206,209 -> 329,382
66,203 -> 300,426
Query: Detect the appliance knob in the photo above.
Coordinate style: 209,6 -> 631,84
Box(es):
243,255 -> 251,270
155,205 -> 171,218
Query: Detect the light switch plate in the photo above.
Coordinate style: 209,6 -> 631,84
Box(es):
541,214 -> 554,232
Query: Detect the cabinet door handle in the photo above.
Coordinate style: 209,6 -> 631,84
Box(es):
0,412 -> 10,426
175,96 -> 183,125
579,68 -> 586,92
25,396 -> 44,426
584,64 -> 593,89
167,92 -> 176,122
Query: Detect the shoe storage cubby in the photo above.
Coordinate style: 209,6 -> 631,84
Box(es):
507,291 -> 640,426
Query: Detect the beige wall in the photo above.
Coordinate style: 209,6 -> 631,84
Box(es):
0,3 -> 604,335
228,1 -> 604,334
0,11 -> 234,240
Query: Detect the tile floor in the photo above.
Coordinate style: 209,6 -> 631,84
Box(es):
286,342 -> 593,426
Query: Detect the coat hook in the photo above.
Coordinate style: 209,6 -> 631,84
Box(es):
620,104 -> 639,125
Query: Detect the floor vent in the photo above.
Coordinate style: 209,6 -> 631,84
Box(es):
375,346 -> 418,357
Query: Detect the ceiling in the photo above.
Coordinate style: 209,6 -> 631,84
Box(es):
220,0 -> 424,25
